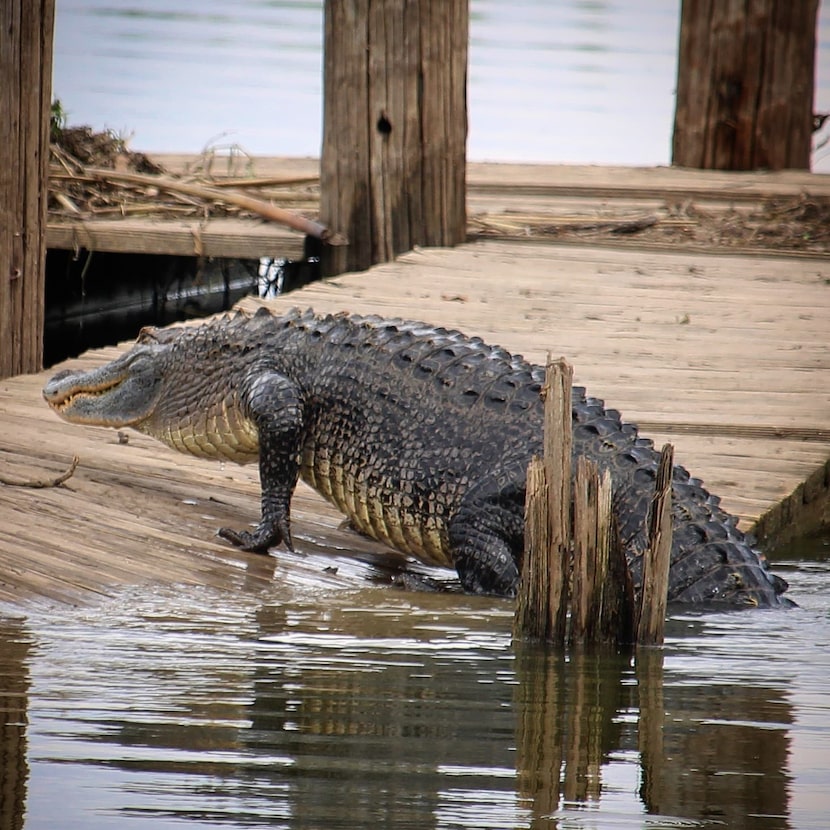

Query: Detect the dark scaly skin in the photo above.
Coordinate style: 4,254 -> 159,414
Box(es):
43,307 -> 793,607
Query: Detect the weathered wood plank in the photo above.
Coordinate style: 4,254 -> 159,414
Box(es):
46,217 -> 305,259
153,156 -> 830,201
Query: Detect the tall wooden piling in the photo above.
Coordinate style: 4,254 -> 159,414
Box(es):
0,0 -> 54,378
319,0 -> 468,277
672,0 -> 818,170
514,358 -> 572,642
543,358 -> 572,643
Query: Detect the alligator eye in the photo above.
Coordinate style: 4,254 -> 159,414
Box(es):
124,349 -> 159,371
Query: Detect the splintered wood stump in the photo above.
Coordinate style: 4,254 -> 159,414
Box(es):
636,444 -> 674,646
0,0 -> 54,377
571,459 -> 611,644
514,357 -> 572,643
672,0 -> 818,170
570,459 -> 635,648
514,457 -> 551,641
515,359 -> 670,648
320,0 -> 468,276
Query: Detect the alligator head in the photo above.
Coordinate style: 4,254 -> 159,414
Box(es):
44,321 -> 261,463
43,327 -> 173,428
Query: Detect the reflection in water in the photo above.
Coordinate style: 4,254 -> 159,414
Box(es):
514,645 -> 792,830
245,599 -> 522,828
0,619 -> 30,830
6,581 -> 819,829
639,646 -> 792,830
514,645 -> 631,820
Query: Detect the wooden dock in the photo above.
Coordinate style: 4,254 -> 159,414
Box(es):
2,163 -> 827,607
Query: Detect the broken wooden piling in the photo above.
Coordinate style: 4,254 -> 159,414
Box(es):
570,457 -> 613,643
635,444 -> 674,646
514,357 -> 571,642
514,356 -> 673,648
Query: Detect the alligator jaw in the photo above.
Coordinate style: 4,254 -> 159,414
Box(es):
43,343 -> 165,428
43,369 -> 127,423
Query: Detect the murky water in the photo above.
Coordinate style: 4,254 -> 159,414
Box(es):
53,0 -> 830,171
1,535 -> 828,829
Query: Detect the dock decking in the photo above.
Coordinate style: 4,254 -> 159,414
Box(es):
4,162 -> 828,607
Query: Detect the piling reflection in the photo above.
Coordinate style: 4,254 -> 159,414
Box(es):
635,646 -> 665,814
513,639 -> 793,830
514,645 -> 630,822
644,650 -> 792,829
0,619 -> 30,830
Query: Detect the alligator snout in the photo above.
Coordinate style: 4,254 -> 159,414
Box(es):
43,369 -> 79,403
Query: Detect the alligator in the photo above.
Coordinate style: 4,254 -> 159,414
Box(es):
43,307 -> 792,607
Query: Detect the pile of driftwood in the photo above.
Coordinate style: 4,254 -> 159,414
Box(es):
470,194 -> 830,253
48,126 -> 341,243
49,126 -> 829,253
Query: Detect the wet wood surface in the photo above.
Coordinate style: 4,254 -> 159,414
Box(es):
3,221 -> 828,607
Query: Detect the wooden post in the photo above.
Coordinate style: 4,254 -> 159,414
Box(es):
544,358 -> 572,643
672,0 -> 819,170
514,357 -> 572,643
570,457 -> 600,642
598,506 -> 635,647
0,0 -> 54,378
570,460 -> 616,644
514,457 -> 551,640
319,0 -> 468,277
571,460 -> 636,648
636,444 -> 674,646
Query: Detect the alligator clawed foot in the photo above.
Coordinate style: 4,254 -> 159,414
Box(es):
217,517 -> 294,554
217,526 -> 269,552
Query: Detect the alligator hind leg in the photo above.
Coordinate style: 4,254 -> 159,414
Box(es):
448,501 -> 523,597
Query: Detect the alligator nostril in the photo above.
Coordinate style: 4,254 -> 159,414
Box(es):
43,370 -> 77,402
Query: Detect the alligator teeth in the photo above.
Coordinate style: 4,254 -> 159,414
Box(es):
52,387 -> 114,411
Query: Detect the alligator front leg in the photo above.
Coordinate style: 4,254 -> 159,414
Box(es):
218,371 -> 304,553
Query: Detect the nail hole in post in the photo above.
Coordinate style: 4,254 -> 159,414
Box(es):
376,113 -> 392,135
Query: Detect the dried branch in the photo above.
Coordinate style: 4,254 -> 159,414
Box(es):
0,456 -> 80,488
83,167 -> 346,245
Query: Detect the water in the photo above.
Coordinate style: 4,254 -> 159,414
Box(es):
1,534 -> 828,830
52,0 -> 830,171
